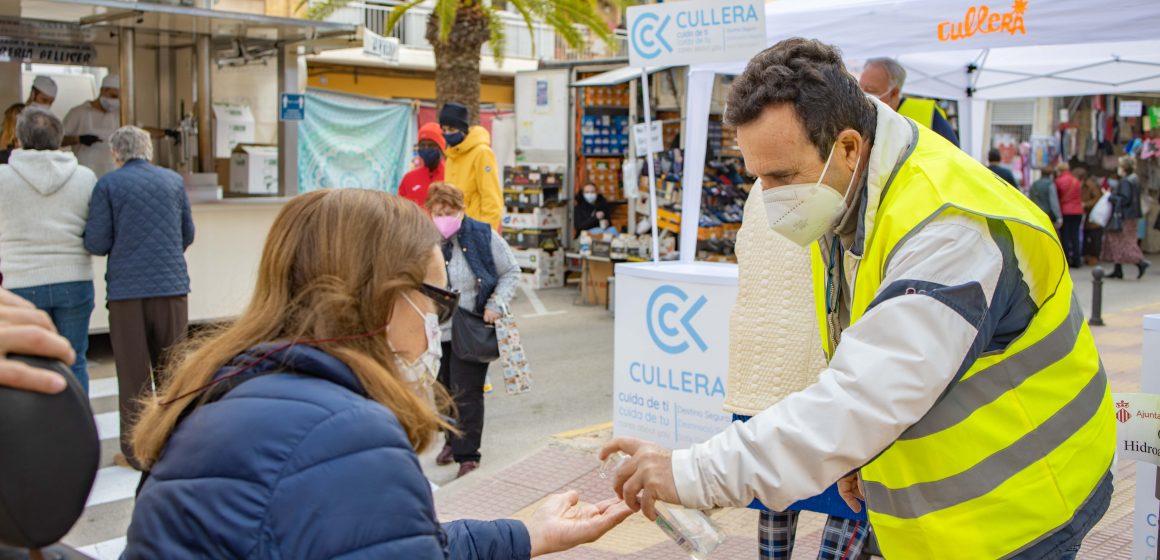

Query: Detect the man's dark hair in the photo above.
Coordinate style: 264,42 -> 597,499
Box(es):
988,148 -> 1002,163
725,38 -> 876,160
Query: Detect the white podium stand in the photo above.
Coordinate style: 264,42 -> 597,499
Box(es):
612,262 -> 738,448
1135,315 -> 1160,560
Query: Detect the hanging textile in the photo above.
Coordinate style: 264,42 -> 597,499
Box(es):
298,92 -> 416,194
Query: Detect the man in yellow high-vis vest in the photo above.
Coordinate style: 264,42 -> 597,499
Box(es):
860,57 -> 961,147
602,38 -> 1114,559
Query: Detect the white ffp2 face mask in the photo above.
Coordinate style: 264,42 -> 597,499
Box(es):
392,294 -> 443,406
762,143 -> 861,248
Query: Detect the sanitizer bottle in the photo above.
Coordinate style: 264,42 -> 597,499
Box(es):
600,451 -> 726,559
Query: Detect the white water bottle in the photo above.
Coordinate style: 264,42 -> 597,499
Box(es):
600,451 -> 725,559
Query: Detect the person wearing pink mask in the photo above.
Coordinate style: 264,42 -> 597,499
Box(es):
424,182 -> 519,478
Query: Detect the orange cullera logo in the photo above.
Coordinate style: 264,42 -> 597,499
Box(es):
1116,400 -> 1131,424
938,0 -> 1027,42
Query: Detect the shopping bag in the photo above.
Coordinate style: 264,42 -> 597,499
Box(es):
493,306 -> 532,395
1089,192 -> 1113,227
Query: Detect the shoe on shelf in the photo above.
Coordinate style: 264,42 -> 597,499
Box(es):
436,444 -> 454,466
457,461 -> 480,478
1139,260 -> 1151,280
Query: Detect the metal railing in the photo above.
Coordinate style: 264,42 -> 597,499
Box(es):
553,28 -> 628,61
318,0 -> 560,61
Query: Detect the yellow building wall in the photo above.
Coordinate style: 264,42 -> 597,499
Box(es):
308,68 -> 514,105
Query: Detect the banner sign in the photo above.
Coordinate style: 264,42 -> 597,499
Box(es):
633,121 -> 664,155
0,17 -> 94,42
627,0 -> 767,68
0,38 -> 95,65
613,264 -> 737,448
362,28 -> 400,64
1115,393 -> 1160,466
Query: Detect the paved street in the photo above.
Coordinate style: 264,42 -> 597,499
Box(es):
65,265 -> 1160,558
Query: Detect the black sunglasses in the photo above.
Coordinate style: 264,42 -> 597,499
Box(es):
419,283 -> 459,323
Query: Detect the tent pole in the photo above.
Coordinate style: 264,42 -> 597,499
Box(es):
641,69 -> 660,262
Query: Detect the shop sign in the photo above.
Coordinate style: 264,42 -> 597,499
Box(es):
362,28 -> 399,64
0,39 -> 95,65
1121,100 -> 1144,118
0,17 -> 94,43
613,267 -> 736,449
633,121 -> 663,155
626,0 -> 766,68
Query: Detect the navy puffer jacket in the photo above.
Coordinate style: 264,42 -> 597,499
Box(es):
123,344 -> 531,559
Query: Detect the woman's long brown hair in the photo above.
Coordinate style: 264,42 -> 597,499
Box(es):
131,189 -> 453,468
1,104 -> 24,149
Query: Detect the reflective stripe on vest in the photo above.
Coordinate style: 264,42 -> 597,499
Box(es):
809,125 -> 1115,559
896,98 -> 943,130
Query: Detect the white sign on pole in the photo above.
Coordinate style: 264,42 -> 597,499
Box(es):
1121,100 -> 1145,118
627,0 -> 767,69
1115,393 -> 1160,466
363,28 -> 400,63
613,264 -> 737,448
1134,315 -> 1160,560
633,121 -> 664,155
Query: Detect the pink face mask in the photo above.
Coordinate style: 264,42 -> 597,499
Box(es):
433,215 -> 462,239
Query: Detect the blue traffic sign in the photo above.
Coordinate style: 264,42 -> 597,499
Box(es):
280,93 -> 305,121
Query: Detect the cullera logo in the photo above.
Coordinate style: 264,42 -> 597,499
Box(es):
938,0 -> 1027,43
646,285 -> 707,355
1116,399 -> 1131,424
631,12 -> 672,60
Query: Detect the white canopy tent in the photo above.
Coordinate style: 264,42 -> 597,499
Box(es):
677,0 -> 1160,261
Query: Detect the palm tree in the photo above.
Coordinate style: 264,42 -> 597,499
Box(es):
300,0 -> 619,123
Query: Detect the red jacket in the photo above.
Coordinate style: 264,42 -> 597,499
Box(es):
1055,171 -> 1083,216
397,161 -> 444,207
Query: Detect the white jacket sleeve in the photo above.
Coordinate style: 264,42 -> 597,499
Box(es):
671,214 -> 1004,511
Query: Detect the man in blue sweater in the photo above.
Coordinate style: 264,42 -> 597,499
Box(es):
84,126 -> 195,470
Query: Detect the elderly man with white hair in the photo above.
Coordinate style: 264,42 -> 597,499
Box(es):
858,57 -> 960,147
84,125 -> 195,470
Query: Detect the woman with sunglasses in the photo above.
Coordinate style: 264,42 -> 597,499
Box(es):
123,189 -> 630,559
425,182 -> 522,478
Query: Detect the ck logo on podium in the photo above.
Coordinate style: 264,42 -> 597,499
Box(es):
646,285 -> 708,354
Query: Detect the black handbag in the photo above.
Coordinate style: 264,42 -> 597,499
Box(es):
1106,196 -> 1124,233
451,308 -> 500,363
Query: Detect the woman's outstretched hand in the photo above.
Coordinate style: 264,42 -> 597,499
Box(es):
526,490 -> 634,556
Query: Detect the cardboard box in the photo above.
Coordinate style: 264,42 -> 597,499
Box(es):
581,258 -> 614,307
512,248 -> 564,271
503,228 -> 561,250
520,270 -> 564,289
213,103 -> 255,156
229,144 -> 279,195
502,206 -> 566,230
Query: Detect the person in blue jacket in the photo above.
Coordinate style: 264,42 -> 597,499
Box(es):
123,189 -> 632,559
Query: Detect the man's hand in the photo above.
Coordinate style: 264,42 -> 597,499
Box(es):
526,491 -> 634,556
0,289 -> 72,394
483,309 -> 502,324
78,134 -> 101,146
837,472 -> 865,513
599,437 -> 680,521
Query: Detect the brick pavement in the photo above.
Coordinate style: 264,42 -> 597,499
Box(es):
436,303 -> 1160,559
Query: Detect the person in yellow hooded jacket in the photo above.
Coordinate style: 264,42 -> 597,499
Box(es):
439,103 -> 503,230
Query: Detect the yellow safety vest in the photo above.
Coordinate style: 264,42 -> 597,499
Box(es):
809,125 -> 1115,559
896,98 -> 946,130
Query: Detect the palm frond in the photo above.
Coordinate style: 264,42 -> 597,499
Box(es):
436,0 -> 460,42
486,8 -> 508,65
303,0 -> 356,21
386,0 -> 428,34
504,0 -> 539,56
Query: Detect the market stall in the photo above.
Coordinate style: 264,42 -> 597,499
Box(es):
2,0 -> 357,332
